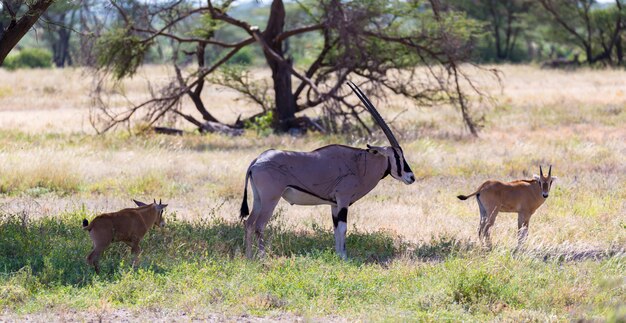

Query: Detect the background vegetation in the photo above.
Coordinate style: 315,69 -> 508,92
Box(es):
0,65 -> 624,320
0,0 -> 624,321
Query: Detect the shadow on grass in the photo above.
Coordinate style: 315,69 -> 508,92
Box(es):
6,210 -> 618,290
0,211 -> 477,287
519,246 -> 625,262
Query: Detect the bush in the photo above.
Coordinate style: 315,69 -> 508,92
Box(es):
244,110 -> 274,136
3,48 -> 53,70
227,46 -> 255,66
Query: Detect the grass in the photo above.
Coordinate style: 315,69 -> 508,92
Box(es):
0,65 -> 624,320
0,210 -> 623,321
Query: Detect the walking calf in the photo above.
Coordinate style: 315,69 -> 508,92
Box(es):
457,166 -> 557,249
82,199 -> 167,273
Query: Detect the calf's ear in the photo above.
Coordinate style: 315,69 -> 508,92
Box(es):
550,176 -> 558,182
133,199 -> 147,207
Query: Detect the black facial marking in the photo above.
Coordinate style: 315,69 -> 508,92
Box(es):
403,159 -> 412,173
392,148 -> 402,177
381,158 -> 391,179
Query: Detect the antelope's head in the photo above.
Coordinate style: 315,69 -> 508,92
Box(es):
133,198 -> 168,227
366,144 -> 415,184
347,81 -> 415,185
533,165 -> 557,198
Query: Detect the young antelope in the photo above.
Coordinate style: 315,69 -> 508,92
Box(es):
457,166 -> 557,249
82,199 -> 167,273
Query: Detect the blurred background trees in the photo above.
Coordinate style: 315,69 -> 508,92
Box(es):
1,0 -> 624,134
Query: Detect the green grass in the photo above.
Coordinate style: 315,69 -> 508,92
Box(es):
0,209 -> 623,320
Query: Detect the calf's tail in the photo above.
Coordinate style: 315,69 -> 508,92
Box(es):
457,190 -> 479,201
82,219 -> 92,231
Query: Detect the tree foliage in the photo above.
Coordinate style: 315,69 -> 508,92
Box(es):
539,0 -> 624,64
91,0 -> 489,136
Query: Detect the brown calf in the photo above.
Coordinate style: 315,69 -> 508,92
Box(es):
82,199 -> 167,273
457,166 -> 557,249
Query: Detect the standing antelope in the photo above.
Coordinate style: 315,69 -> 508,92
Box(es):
240,82 -> 415,259
82,199 -> 167,273
457,166 -> 557,249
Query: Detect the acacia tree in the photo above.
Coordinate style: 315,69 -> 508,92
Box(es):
92,0 -> 487,135
0,0 -> 56,65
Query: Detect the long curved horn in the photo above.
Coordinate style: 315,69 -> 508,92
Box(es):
548,165 -> 552,178
347,81 -> 401,148
540,165 -> 544,178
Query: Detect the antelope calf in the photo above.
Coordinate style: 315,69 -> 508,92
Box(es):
457,166 -> 557,249
82,199 -> 167,273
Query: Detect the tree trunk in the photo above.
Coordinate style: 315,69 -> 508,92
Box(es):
188,42 -> 220,123
0,0 -> 55,65
263,0 -> 297,132
488,0 -> 504,60
54,26 -> 72,67
616,37 -> 624,65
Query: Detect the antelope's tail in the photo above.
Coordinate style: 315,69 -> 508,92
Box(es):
240,158 -> 257,219
82,219 -> 92,231
457,191 -> 479,201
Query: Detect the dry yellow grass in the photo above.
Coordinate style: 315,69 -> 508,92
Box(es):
0,65 -> 624,253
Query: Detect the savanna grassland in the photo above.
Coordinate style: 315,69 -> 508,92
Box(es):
0,65 -> 624,321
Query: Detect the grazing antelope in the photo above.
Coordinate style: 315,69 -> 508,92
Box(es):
240,81 -> 416,259
82,199 -> 167,273
457,166 -> 557,249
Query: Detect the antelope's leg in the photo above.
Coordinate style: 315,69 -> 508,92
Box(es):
331,204 -> 349,259
87,228 -> 112,274
130,240 -> 142,268
253,197 -> 280,258
516,212 -> 532,249
87,247 -> 106,274
477,196 -> 488,241
482,206 -> 499,250
244,176 -> 261,259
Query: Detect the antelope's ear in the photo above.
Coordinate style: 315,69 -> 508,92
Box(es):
133,199 -> 147,207
532,174 -> 540,180
366,144 -> 384,155
550,176 -> 558,182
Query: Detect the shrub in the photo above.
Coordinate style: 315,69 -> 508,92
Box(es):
245,110 -> 274,136
227,46 -> 255,66
3,48 -> 53,70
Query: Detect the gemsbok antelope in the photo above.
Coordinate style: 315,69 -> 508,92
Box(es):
240,81 -> 416,259
457,166 -> 557,249
82,199 -> 167,273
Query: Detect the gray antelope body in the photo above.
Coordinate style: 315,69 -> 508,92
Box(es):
240,82 -> 415,259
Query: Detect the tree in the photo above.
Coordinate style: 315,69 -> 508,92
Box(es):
92,0 -> 489,136
448,0 -> 533,61
40,0 -> 80,67
538,0 -> 624,65
0,0 -> 56,65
